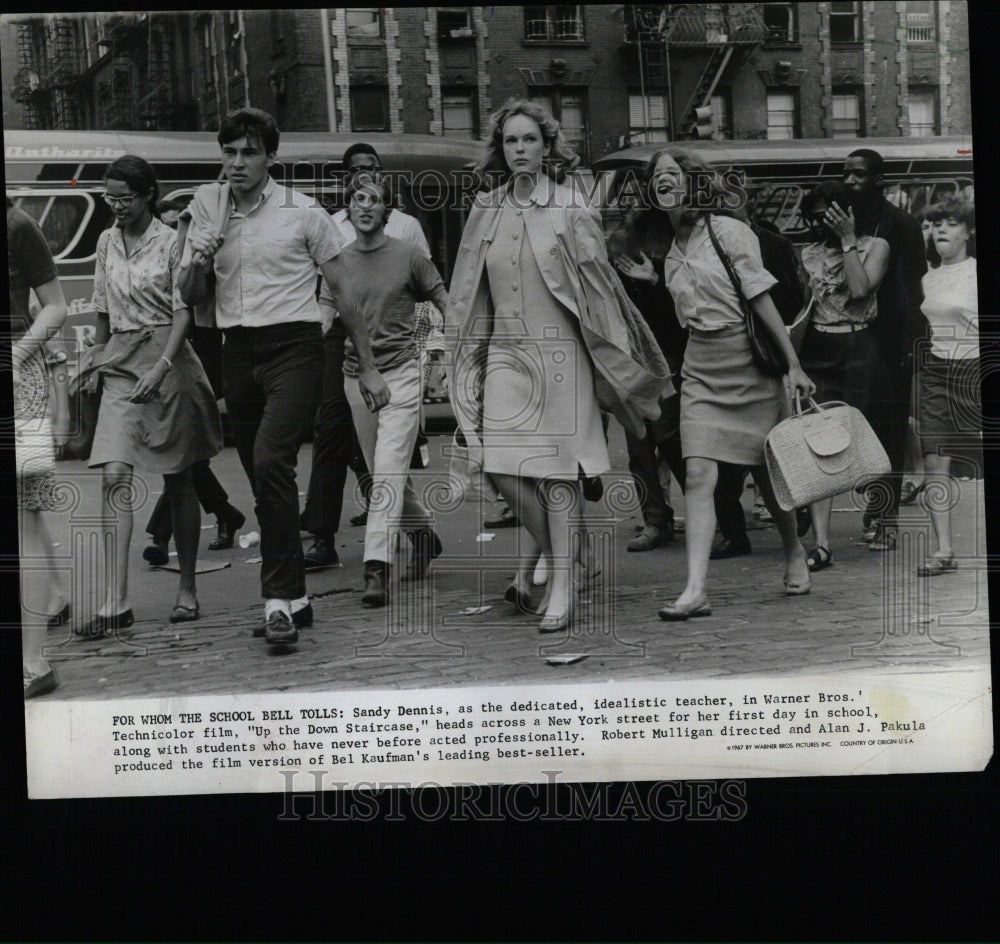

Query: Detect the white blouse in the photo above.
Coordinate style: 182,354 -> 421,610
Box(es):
921,257 -> 978,361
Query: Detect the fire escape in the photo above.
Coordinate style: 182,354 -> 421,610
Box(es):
624,4 -> 768,140
12,16 -> 84,129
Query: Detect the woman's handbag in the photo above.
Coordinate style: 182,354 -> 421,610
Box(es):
13,352 -> 56,477
61,344 -> 105,461
705,216 -> 789,377
764,395 -> 890,511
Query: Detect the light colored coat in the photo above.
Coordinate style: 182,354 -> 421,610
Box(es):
446,175 -> 673,445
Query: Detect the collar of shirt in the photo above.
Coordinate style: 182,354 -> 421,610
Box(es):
229,175 -> 276,218
113,214 -> 170,256
666,216 -> 710,260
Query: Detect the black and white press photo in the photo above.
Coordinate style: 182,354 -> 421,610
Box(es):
3,3 -> 992,799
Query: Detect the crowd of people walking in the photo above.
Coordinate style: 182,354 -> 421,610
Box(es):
11,102 -> 980,697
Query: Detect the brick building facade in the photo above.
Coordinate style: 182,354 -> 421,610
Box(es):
3,4 -> 973,166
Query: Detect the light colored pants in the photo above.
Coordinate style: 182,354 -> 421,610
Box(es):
345,359 -> 432,563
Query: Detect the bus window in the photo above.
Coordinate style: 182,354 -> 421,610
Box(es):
10,192 -> 96,261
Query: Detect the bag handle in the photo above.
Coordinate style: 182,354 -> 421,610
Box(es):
793,392 -> 850,416
705,216 -> 750,318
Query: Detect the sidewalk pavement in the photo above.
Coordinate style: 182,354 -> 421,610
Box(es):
29,424 -> 992,699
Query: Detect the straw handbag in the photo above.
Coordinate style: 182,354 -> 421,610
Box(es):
765,396 -> 890,511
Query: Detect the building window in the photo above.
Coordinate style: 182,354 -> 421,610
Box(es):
530,90 -> 588,163
709,92 -> 731,139
762,3 -> 797,43
628,92 -> 669,144
524,5 -> 585,42
831,89 -> 862,137
908,88 -> 937,136
830,1 -> 860,43
442,90 -> 476,139
346,8 -> 383,40
351,85 -> 389,131
906,0 -> 937,43
766,90 -> 797,139
438,7 -> 473,39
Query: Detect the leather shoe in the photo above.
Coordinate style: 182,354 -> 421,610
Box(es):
209,506 -> 246,551
46,603 -> 71,631
264,609 -> 298,646
709,537 -> 752,560
24,664 -> 58,699
292,603 -> 314,628
143,540 -> 170,567
75,608 -> 135,641
304,536 -> 340,570
361,560 -> 389,608
402,528 -> 442,581
350,510 -> 368,527
484,506 -> 519,529
627,524 -> 672,552
658,597 -> 712,621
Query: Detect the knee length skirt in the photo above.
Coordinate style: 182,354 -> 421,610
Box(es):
680,323 -> 789,466
89,325 -> 222,474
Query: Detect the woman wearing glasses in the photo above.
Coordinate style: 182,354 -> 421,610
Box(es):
78,155 -> 222,636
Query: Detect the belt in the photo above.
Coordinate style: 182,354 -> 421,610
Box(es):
813,321 -> 870,334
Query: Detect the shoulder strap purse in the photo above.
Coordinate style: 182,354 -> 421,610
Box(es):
705,215 -> 788,377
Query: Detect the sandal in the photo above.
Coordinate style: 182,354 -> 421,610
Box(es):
900,481 -> 927,505
917,555 -> 957,576
806,546 -> 833,571
169,602 -> 200,623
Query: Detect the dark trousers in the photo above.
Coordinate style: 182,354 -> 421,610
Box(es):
867,358 -> 913,525
146,459 -> 229,541
301,322 -> 371,540
625,393 -> 685,530
222,323 -> 324,601
624,386 -> 748,542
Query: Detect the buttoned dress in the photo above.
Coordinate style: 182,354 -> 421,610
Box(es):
663,215 -> 786,466
481,198 -> 609,479
88,217 -> 222,473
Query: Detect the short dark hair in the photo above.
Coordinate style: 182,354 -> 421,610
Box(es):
846,148 -> 884,177
801,180 -> 854,216
343,142 -> 381,168
218,107 -> 280,154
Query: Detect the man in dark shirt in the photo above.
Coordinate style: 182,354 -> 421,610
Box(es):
843,148 -> 927,549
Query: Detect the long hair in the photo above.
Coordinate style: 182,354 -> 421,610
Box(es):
104,155 -> 160,218
474,98 -> 579,187
608,147 -> 738,259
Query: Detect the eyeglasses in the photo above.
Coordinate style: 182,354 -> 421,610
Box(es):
102,193 -> 140,208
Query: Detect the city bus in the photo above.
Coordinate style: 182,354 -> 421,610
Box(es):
590,135 -> 975,241
4,128 -> 482,368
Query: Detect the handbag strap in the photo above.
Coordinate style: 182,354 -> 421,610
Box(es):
704,215 -> 750,319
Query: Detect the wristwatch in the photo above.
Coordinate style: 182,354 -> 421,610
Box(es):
842,243 -> 858,253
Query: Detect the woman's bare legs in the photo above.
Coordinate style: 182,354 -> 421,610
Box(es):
808,496 -> 834,553
671,457 -> 718,606
923,453 -> 954,558
753,465 -> 810,587
538,478 -> 578,622
491,472 -> 548,605
99,461 -> 134,616
20,509 -> 52,677
164,466 -> 200,611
